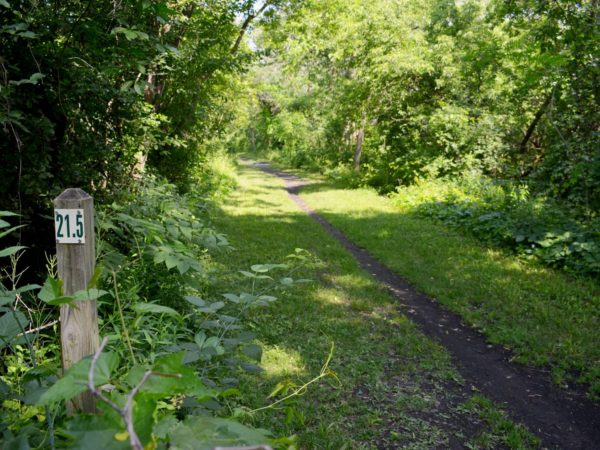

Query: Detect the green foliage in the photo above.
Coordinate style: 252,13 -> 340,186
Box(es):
238,0 -> 599,213
393,176 -> 600,277
0,0 -> 292,277
96,176 -> 228,307
0,169 -> 314,449
210,162 -> 544,448
299,177 -> 600,398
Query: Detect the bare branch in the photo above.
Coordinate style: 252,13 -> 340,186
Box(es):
230,2 -> 272,55
87,337 -> 121,412
87,337 -> 183,450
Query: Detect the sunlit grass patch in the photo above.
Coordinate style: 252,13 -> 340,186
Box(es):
312,287 -> 349,306
261,346 -> 306,377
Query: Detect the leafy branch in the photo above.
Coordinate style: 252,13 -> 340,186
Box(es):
87,336 -> 182,450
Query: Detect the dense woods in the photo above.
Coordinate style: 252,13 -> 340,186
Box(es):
243,0 -> 599,207
237,0 -> 600,277
2,0 -> 598,261
1,0 -> 293,271
1,0 -> 599,448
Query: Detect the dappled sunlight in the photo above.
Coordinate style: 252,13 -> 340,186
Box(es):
312,287 -> 349,306
324,273 -> 375,291
261,345 -> 307,378
207,161 -> 580,448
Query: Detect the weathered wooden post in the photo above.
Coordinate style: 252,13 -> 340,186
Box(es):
54,188 -> 99,412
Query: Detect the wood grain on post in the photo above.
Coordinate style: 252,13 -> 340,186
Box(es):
54,188 -> 99,413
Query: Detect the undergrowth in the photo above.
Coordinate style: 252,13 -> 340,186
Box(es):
392,176 -> 600,278
0,157 -> 314,449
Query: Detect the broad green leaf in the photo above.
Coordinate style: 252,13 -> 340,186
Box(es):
255,275 -> 272,280
126,352 -> 204,396
0,294 -> 14,306
236,331 -> 256,342
185,295 -> 206,308
250,263 -> 288,273
218,388 -> 241,398
87,265 -> 103,289
38,276 -> 63,302
218,314 -> 237,324
242,344 -> 262,362
168,415 -> 271,450
240,362 -> 263,374
280,277 -> 294,286
250,264 -> 270,273
28,72 -> 44,83
16,283 -> 41,294
64,414 -> 127,450
74,289 -> 109,302
153,414 -> 178,439
164,254 -> 179,270
38,276 -> 70,305
0,246 -> 26,258
0,1 -> 11,9
120,80 -> 133,91
210,301 -> 225,311
102,251 -> 127,271
39,352 -> 119,405
239,293 -> 255,302
200,320 -> 219,329
132,393 -> 157,444
0,311 -> 27,346
132,303 -> 179,316
19,31 -> 36,39
23,380 -> 48,405
47,296 -> 74,306
176,259 -> 190,274
204,336 -> 220,348
222,293 -> 240,303
194,331 -> 206,350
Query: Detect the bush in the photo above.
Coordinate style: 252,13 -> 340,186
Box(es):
392,177 -> 600,277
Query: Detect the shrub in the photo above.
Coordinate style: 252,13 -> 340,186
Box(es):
392,177 -> 600,277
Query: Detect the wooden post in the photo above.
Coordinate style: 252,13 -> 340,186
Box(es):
54,188 -> 99,412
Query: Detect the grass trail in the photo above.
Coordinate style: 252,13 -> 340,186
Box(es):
210,162 -> 538,449
296,179 -> 600,396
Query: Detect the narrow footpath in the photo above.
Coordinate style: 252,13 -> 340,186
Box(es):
248,159 -> 600,450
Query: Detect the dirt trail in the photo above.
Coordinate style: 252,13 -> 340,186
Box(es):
248,159 -> 600,450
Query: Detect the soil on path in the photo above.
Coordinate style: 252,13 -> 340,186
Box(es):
248,159 -> 600,450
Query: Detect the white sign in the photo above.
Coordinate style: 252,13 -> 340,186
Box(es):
54,209 -> 85,244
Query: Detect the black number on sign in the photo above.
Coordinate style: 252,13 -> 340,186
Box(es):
56,213 -> 64,238
76,211 -> 83,238
65,214 -> 71,238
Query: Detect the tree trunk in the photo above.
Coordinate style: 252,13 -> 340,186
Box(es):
353,114 -> 367,171
519,87 -> 555,153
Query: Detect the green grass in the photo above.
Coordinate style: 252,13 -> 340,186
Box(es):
209,162 -> 540,449
296,180 -> 600,397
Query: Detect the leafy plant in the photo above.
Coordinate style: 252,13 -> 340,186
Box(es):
393,177 -> 600,277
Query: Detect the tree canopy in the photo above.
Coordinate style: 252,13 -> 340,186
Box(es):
241,0 -> 599,210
